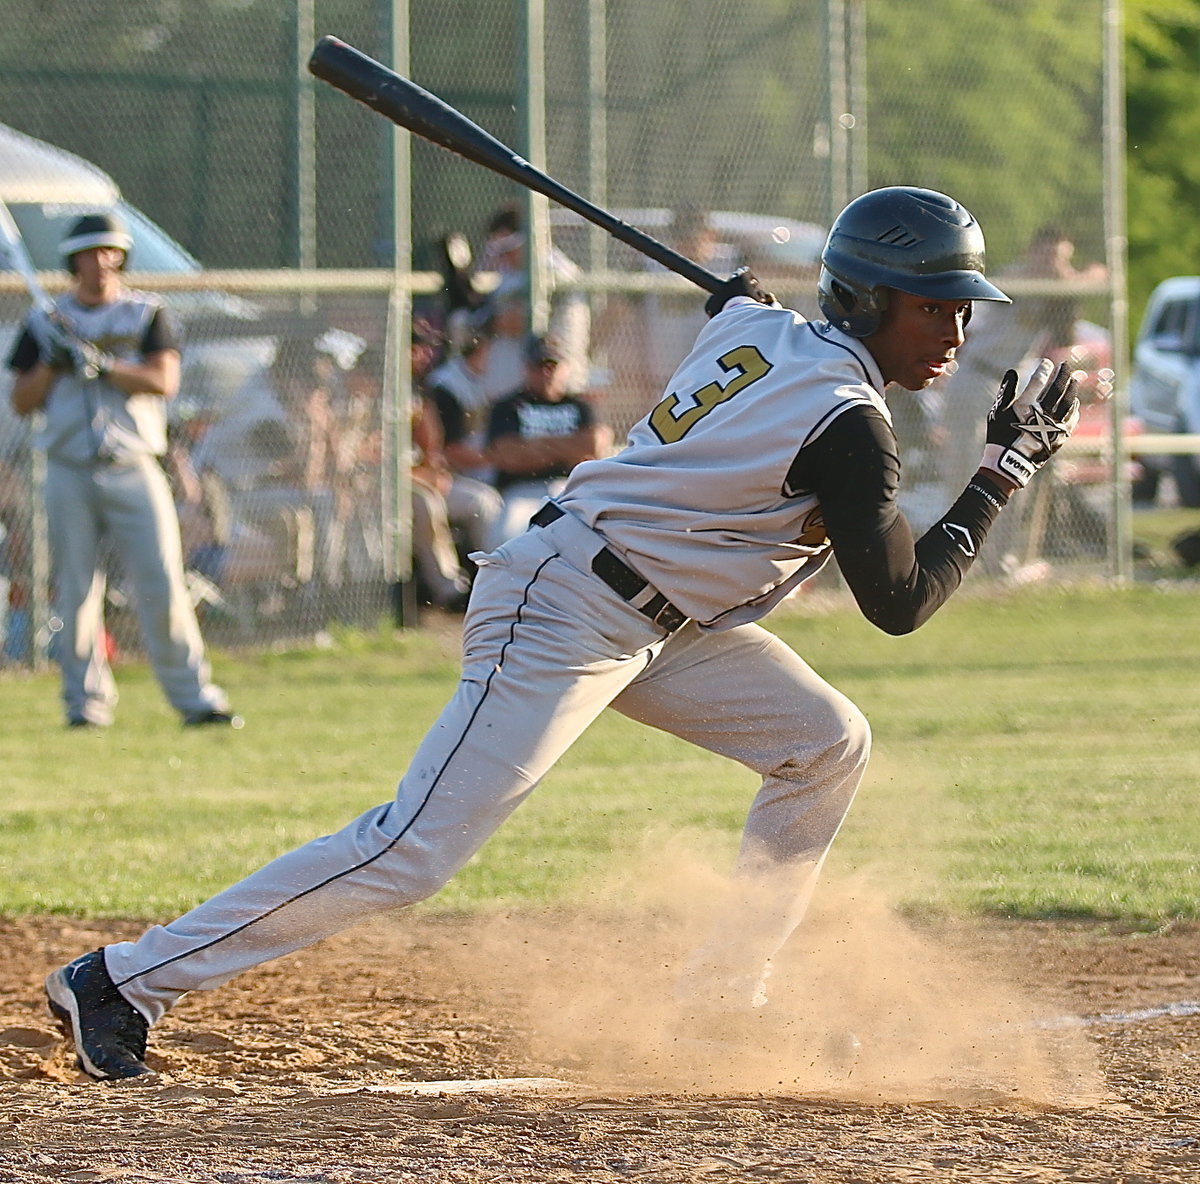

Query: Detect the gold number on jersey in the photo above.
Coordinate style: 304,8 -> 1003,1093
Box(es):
649,344 -> 772,444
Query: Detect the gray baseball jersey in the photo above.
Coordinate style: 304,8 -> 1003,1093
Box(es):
560,300 -> 891,627
22,290 -> 172,464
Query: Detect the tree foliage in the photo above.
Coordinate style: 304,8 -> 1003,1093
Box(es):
867,0 -> 1109,270
1124,0 -> 1200,324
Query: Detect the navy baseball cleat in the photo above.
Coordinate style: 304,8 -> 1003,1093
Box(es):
45,950 -> 151,1080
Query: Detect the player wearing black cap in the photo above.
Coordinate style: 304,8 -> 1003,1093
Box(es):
483,332 -> 612,548
7,212 -> 238,729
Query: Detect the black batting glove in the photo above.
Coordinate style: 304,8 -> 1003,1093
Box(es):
704,266 -> 776,317
38,316 -> 78,371
981,359 -> 1081,488
40,328 -> 75,371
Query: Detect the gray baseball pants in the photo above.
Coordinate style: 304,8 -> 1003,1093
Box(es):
106,508 -> 870,1023
45,456 -> 227,725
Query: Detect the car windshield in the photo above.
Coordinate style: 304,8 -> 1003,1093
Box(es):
3,200 -> 200,274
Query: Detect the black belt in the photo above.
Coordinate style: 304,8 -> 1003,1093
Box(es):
530,503 -> 687,633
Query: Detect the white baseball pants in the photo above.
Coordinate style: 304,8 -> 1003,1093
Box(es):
44,456 -> 228,725
107,509 -> 869,1023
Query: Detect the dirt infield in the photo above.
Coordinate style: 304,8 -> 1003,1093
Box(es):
2,904 -> 1199,1183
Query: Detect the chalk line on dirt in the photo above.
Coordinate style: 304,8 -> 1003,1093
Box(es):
332,1076 -> 578,1096
1037,999 -> 1200,1029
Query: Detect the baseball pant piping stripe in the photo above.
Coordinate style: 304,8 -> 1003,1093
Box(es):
112,553 -> 560,990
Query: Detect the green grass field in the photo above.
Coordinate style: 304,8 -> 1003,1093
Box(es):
2,583 -> 1198,925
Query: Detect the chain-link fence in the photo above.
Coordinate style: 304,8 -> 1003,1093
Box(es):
0,278 -> 404,667
0,0 -> 1124,669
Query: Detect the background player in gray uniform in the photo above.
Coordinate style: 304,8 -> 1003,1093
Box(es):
7,213 -> 237,729
44,187 -> 1079,1080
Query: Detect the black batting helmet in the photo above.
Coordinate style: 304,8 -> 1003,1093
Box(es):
817,186 -> 1010,337
60,211 -> 133,271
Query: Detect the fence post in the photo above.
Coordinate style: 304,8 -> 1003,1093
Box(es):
1103,0 -> 1131,583
386,0 -> 417,627
522,0 -> 551,335
294,0 -> 317,271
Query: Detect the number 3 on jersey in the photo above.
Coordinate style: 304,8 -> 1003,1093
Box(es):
649,344 -> 772,444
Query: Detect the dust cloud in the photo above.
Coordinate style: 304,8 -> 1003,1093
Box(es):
441,834 -> 1107,1105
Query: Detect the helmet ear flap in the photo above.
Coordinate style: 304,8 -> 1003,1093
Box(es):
829,279 -> 856,315
818,266 -> 886,337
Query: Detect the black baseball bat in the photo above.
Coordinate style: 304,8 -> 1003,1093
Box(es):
307,36 -> 723,294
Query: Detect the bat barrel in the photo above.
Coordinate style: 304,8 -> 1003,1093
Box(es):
308,36 -> 725,295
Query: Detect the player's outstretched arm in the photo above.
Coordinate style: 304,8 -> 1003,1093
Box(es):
789,407 -> 1005,635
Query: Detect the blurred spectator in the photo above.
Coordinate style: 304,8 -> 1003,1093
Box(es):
426,313 -> 494,482
0,405 -> 33,662
1013,224 -> 1108,350
291,350 -> 340,520
328,348 -> 387,591
478,201 -> 592,397
410,393 -> 471,614
485,334 -> 612,547
191,335 -> 338,607
191,338 -> 301,494
166,412 -> 231,595
166,407 -> 307,620
405,326 -> 473,612
409,317 -> 443,385
479,289 -> 530,404
422,315 -> 504,560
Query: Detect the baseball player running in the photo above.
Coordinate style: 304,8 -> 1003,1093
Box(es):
7,213 -> 237,728
45,187 -> 1080,1080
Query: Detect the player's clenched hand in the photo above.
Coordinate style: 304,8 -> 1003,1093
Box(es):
39,319 -> 115,380
69,338 -> 117,381
980,358 -> 1081,488
704,266 -> 776,317
39,321 -> 76,371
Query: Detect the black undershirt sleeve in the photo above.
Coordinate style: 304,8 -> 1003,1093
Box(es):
7,326 -> 39,373
142,306 -> 180,356
784,404 -> 1011,635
